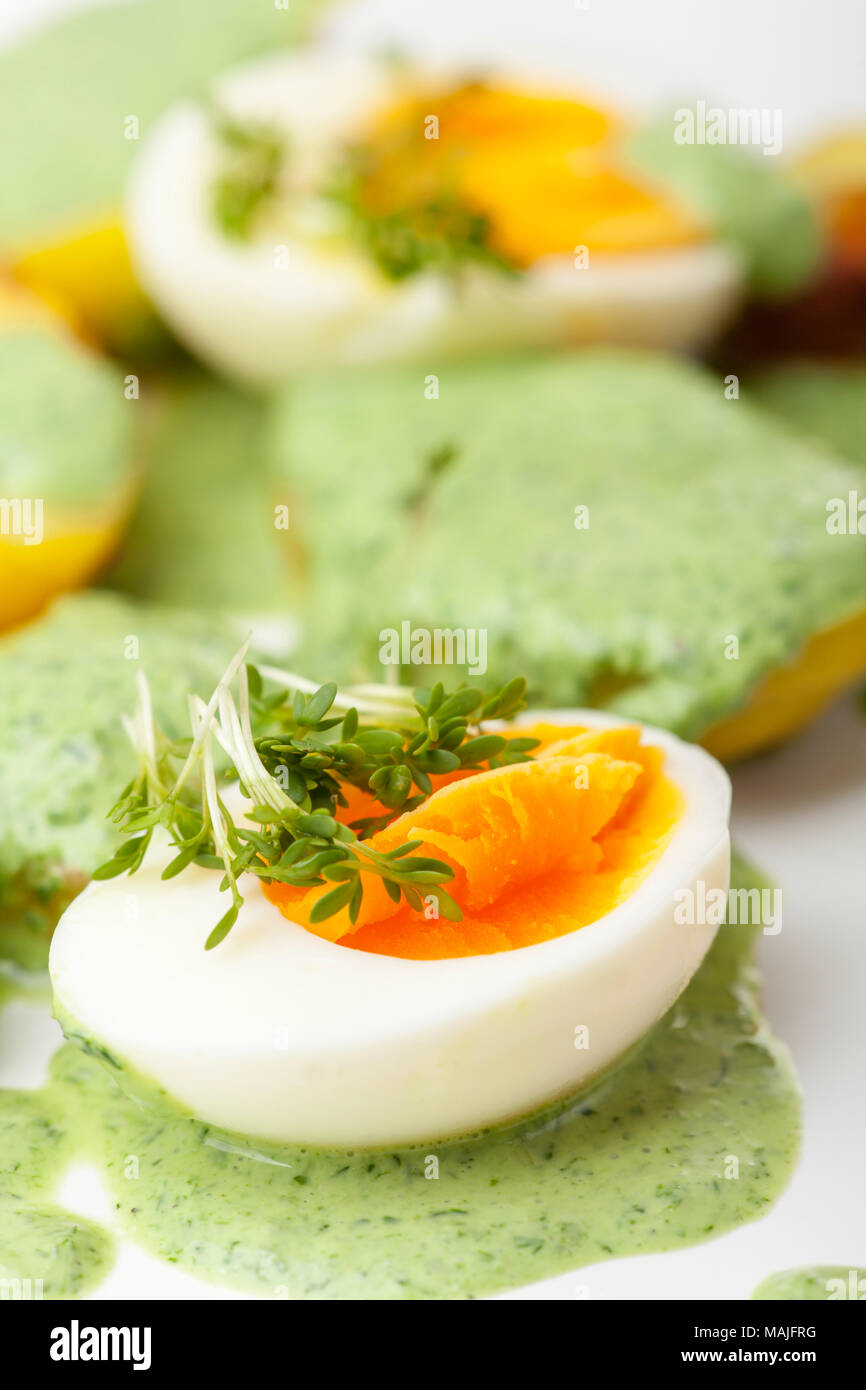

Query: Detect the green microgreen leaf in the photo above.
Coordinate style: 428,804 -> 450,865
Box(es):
205,904 -> 240,951
246,664 -> 262,699
384,840 -> 424,859
458,734 -> 507,764
297,682 -> 338,726
308,882 -> 357,924
414,748 -> 461,774
426,887 -> 463,922
354,729 -> 405,756
91,856 -> 134,882
347,880 -> 364,926
296,812 -> 338,838
161,846 -> 199,880
384,878 -> 403,904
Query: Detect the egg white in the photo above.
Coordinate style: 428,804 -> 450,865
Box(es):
49,711 -> 730,1147
126,50 -> 744,384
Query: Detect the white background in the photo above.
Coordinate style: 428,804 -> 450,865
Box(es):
2,0 -> 866,146
0,0 -> 864,1300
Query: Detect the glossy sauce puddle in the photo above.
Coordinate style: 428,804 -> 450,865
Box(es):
0,857 -> 800,1299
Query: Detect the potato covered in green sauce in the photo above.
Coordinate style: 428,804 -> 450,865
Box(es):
270,348 -> 866,745
0,593 -> 239,969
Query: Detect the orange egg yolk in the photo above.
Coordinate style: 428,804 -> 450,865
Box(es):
261,724 -> 682,960
354,83 -> 705,268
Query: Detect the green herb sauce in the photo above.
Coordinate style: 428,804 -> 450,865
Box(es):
0,858 -> 800,1299
0,593 -> 241,970
0,0 -> 329,247
754,363 -> 866,472
274,350 -> 866,741
752,1266 -> 866,1300
624,119 -> 821,297
0,329 -> 132,507
107,373 -> 297,620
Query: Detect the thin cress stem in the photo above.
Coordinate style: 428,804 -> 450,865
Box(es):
200,711 -> 231,876
257,664 -> 418,719
135,670 -> 157,770
171,637 -> 251,801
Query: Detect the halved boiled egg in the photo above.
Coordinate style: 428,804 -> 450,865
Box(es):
50,712 -> 730,1147
126,51 -> 744,382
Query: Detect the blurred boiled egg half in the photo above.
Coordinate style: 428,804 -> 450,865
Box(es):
126,51 -> 745,383
50,713 -> 730,1147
